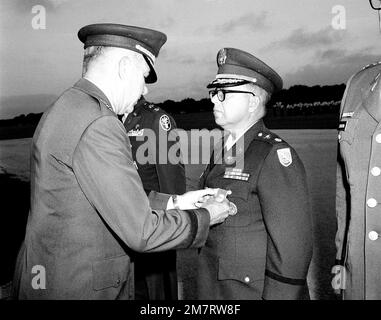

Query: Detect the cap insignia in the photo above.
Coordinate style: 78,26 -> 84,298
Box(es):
218,49 -> 227,65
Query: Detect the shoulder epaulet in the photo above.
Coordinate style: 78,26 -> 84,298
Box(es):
342,61 -> 381,88
361,61 -> 381,72
255,131 -> 287,146
143,102 -> 161,113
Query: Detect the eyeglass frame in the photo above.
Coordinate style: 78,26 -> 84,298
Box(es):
209,89 -> 256,102
370,0 -> 381,10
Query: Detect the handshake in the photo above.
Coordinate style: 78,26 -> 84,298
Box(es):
169,188 -> 237,226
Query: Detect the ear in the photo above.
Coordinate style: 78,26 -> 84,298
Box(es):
118,55 -> 130,80
248,95 -> 260,113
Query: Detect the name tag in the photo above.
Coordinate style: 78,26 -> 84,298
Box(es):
223,168 -> 250,181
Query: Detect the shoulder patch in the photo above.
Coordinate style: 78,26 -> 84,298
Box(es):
277,148 -> 292,167
160,114 -> 171,131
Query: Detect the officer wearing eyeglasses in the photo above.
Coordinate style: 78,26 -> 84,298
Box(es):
333,0 -> 381,300
196,48 -> 313,300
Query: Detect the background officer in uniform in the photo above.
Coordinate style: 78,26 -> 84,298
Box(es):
333,0 -> 381,300
123,96 -> 185,299
12,23 -> 231,300
197,48 -> 313,300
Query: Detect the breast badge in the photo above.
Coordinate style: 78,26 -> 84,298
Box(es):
223,168 -> 250,181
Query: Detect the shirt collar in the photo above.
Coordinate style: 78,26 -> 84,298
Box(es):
73,78 -> 114,112
225,119 -> 264,150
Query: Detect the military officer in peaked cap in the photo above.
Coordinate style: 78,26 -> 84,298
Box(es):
333,0 -> 381,300
197,48 -> 313,300
12,24 -> 231,300
123,96 -> 186,300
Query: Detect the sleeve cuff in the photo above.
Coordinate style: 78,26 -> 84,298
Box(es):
186,208 -> 210,248
262,271 -> 310,300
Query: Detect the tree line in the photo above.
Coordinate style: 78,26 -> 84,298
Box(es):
0,84 -> 345,130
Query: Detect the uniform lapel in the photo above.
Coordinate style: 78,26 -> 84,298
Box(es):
124,111 -> 142,132
233,120 -> 265,167
212,131 -> 229,167
206,120 -> 265,179
363,71 -> 381,123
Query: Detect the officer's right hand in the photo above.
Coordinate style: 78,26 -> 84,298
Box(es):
203,199 -> 231,226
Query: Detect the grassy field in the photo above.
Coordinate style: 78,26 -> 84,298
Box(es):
0,129 -> 338,299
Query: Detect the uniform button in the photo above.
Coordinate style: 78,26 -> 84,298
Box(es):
367,198 -> 377,208
371,167 -> 381,176
244,276 -> 250,283
376,134 -> 381,143
369,231 -> 379,241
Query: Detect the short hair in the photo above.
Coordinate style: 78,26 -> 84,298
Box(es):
247,83 -> 271,106
82,46 -> 109,76
82,45 -> 145,76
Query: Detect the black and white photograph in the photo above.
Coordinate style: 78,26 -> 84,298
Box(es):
0,0 -> 381,311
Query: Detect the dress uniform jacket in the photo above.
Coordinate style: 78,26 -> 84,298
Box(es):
336,62 -> 381,300
197,120 -> 313,300
124,99 -> 186,299
12,78 -> 210,300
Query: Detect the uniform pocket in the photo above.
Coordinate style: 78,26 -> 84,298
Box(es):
218,257 -> 265,283
338,118 -> 359,145
92,255 -> 130,291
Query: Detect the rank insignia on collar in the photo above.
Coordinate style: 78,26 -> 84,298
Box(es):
224,155 -> 236,165
338,120 -> 347,131
160,115 -> 171,131
277,148 -> 292,167
371,73 -> 380,92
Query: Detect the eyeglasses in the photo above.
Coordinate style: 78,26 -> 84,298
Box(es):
209,89 -> 256,102
370,0 -> 381,10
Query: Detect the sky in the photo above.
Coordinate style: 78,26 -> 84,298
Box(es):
0,0 -> 380,119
